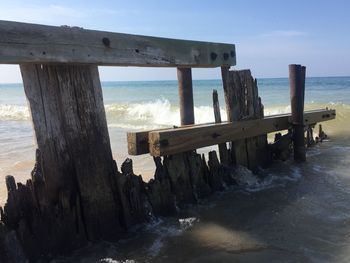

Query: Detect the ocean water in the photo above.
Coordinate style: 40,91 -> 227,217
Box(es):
1,77 -> 350,262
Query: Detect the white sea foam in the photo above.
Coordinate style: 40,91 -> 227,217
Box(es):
105,99 -> 227,130
100,259 -> 136,263
230,164 -> 303,193
179,217 -> 199,230
0,104 -> 30,121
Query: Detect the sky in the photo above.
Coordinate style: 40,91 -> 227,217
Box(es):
0,0 -> 349,82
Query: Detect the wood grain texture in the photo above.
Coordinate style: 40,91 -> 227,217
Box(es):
0,20 -> 236,67
20,64 -> 123,240
148,109 -> 335,156
212,89 -> 230,165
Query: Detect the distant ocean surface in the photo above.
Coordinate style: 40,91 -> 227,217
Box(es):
1,77 -> 350,262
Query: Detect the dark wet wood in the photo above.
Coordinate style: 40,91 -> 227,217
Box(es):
289,64 -> 306,162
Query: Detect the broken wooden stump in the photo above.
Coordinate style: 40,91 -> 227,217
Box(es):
222,69 -> 269,170
270,132 -> 293,161
117,158 -> 151,228
146,157 -> 177,217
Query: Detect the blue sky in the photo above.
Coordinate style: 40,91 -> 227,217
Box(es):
0,0 -> 349,82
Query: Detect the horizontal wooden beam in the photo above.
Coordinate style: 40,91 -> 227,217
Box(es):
127,122 -> 219,155
127,109 -> 335,156
0,20 -> 236,67
149,109 -> 335,156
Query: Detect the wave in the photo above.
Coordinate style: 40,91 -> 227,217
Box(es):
0,104 -> 30,121
1,100 -> 349,136
105,99 -> 227,130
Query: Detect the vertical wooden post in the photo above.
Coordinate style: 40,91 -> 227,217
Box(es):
20,64 -> 122,241
289,64 -> 306,162
212,89 -> 229,165
222,68 -> 268,169
177,68 -> 195,125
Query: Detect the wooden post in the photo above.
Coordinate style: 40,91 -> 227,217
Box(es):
177,68 -> 195,125
212,89 -> 229,165
222,69 -> 268,169
289,64 -> 306,162
20,64 -> 123,240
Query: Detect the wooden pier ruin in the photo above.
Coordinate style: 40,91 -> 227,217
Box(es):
0,20 -> 336,262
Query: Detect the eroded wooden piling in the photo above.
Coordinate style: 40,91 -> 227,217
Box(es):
222,69 -> 268,169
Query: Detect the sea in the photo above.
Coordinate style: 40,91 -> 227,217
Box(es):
1,77 -> 350,262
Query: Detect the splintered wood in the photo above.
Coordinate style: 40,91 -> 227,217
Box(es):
222,69 -> 267,169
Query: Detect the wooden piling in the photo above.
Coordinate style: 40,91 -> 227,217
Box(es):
177,68 -> 195,125
289,64 -> 306,162
222,69 -> 268,169
18,64 -> 123,252
212,89 -> 230,165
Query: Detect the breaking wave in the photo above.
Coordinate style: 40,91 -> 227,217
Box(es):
0,100 -> 348,136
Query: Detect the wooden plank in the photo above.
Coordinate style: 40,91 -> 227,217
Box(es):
127,122 -> 218,155
148,109 -> 336,156
0,20 -> 236,67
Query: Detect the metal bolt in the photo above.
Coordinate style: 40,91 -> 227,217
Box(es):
102,37 -> 110,47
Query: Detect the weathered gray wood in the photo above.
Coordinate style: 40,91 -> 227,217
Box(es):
0,20 -> 236,67
212,89 -> 230,165
178,68 -> 195,125
20,64 -> 123,240
223,70 -> 269,169
223,70 -> 246,165
148,109 -> 335,156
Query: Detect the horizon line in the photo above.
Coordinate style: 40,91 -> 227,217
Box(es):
0,75 -> 349,85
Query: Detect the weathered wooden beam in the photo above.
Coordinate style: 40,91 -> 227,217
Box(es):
127,122 -> 218,155
0,20 -> 236,67
148,109 -> 335,156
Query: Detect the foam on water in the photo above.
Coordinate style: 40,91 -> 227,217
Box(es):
0,104 -> 29,121
100,259 -> 136,263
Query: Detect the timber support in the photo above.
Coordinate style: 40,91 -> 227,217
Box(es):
0,20 -> 336,262
289,64 -> 306,162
